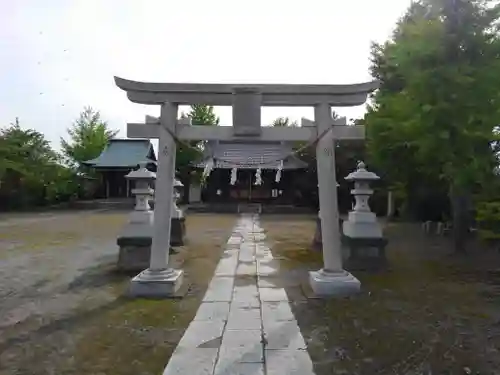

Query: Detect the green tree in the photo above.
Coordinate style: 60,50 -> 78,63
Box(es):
365,0 -> 500,251
189,104 -> 220,126
176,105 -> 220,202
60,107 -> 118,172
272,117 -> 298,127
0,118 -> 57,180
0,118 -> 79,209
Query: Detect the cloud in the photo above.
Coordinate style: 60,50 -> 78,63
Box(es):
0,0 -> 411,150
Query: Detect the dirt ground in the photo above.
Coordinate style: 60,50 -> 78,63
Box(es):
260,215 -> 500,375
0,210 -> 237,375
2,211 -> 500,375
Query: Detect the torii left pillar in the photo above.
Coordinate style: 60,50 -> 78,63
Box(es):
129,102 -> 183,297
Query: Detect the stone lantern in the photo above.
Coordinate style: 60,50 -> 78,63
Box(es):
341,161 -> 387,270
117,162 -> 156,271
170,178 -> 186,246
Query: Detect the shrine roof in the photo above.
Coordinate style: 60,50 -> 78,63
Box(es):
82,139 -> 156,168
194,140 -> 307,170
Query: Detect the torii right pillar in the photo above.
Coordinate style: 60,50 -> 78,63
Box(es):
309,103 -> 361,297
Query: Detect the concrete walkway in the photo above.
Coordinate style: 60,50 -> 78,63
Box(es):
163,214 -> 315,375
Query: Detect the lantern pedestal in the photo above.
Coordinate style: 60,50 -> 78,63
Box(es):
117,219 -> 184,271
117,164 -> 157,272
117,211 -> 155,272
117,167 -> 186,272
342,162 -> 387,271
170,182 -> 186,246
170,214 -> 186,246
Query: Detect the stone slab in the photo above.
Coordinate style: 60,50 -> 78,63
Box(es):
226,307 -> 262,330
259,287 -> 288,302
256,263 -> 279,277
265,349 -> 315,375
221,329 -> 263,348
239,253 -> 255,262
203,277 -> 234,302
233,284 -> 258,297
213,362 -> 264,375
231,299 -> 261,309
163,348 -> 218,375
239,243 -> 255,252
214,259 -> 238,276
177,320 -> 225,349
194,302 -> 230,321
257,277 -> 282,288
257,277 -> 296,288
236,264 -> 257,276
222,249 -> 239,258
227,237 -> 242,246
263,320 -> 307,350
261,301 -> 295,322
255,243 -> 270,251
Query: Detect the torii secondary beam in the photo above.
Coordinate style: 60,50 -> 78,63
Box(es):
127,118 -> 365,142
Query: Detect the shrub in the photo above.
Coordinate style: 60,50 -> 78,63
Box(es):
476,201 -> 500,240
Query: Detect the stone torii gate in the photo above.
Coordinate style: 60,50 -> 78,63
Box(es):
114,77 -> 378,298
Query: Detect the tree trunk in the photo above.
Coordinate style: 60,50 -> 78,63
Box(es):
450,187 -> 471,254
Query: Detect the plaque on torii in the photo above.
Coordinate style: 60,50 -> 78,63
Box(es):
114,76 -> 379,298
231,87 -> 262,137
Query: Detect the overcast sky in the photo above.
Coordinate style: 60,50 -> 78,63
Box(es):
1,0 -> 412,150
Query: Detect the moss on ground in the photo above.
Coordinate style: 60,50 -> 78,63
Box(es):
261,215 -> 500,375
0,212 -> 129,257
68,215 -> 237,375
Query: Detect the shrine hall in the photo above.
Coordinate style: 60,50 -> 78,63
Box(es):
195,139 -> 307,204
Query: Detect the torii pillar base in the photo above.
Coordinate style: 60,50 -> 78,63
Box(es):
129,268 -> 184,298
309,269 -> 361,297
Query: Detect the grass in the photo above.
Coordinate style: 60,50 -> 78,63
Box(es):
0,211 -> 129,257
260,215 -> 500,375
0,212 -> 237,375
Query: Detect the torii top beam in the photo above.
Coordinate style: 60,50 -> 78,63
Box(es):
114,77 -> 379,107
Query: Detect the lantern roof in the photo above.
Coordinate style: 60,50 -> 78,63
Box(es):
126,161 -> 156,180
345,161 -> 380,182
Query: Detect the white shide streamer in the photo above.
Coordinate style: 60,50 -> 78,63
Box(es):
254,168 -> 262,186
202,158 -> 214,180
230,167 -> 238,185
275,160 -> 284,183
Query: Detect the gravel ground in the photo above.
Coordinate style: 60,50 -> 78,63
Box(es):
0,210 -> 124,331
0,210 -> 237,375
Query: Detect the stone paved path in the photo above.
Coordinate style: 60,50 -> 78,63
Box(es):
163,214 -> 315,375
